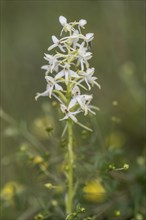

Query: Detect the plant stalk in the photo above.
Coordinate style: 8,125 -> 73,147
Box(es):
66,118 -> 73,214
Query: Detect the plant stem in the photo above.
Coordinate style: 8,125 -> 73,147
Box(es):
66,31 -> 74,215
66,118 -> 73,214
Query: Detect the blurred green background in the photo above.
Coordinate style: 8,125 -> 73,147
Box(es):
1,1 -> 145,220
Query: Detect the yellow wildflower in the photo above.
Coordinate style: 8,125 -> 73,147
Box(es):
115,210 -> 121,217
33,155 -> 44,165
83,179 -> 106,202
0,181 -> 24,204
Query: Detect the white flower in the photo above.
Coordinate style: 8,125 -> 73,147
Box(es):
44,53 -> 59,73
59,16 -> 67,26
77,42 -> 92,70
72,85 -> 81,96
35,76 -> 63,100
70,30 -> 80,49
59,15 -> 74,35
79,19 -> 87,28
60,101 -> 93,132
70,94 -> 99,115
60,32 -> 94,48
85,33 -> 94,43
84,103 -> 100,116
55,63 -> 79,85
60,103 -> 81,123
36,16 -> 99,132
78,19 -> 87,33
41,64 -> 58,75
45,76 -> 63,95
79,68 -> 101,90
35,84 -> 53,100
48,35 -> 65,52
41,65 -> 51,74
68,94 -> 92,114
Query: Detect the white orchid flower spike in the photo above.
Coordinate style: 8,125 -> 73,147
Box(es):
35,16 -> 100,133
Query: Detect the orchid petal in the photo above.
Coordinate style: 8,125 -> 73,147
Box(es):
79,19 -> 87,27
69,114 -> 78,123
70,70 -> 79,78
68,98 -> 77,109
85,33 -> 94,41
55,70 -> 65,79
55,84 -> 63,91
48,44 -> 57,51
52,35 -> 58,44
41,65 -> 49,70
59,16 -> 67,26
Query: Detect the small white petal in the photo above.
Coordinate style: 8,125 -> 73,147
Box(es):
59,115 -> 68,121
94,81 -> 101,89
35,93 -> 40,101
72,85 -> 80,96
55,84 -> 63,91
85,78 -> 91,90
48,44 -> 57,51
41,65 -> 49,70
58,45 -> 66,52
35,89 -> 49,100
45,75 -> 54,80
52,35 -> 58,44
44,53 -> 52,59
81,60 -> 84,70
68,98 -> 77,109
70,70 -> 79,78
90,105 -> 100,111
88,109 -> 95,115
59,16 -> 67,26
87,67 -> 95,74
79,19 -> 87,27
69,114 -> 78,123
86,33 -> 94,40
45,76 -> 54,84
48,86 -> 53,98
55,70 -> 64,79
60,104 -> 66,113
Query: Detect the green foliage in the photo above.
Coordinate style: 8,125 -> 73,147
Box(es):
1,1 -> 145,220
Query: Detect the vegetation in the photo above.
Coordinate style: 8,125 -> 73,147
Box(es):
1,1 -> 145,220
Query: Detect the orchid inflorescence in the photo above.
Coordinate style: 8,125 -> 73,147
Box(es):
35,16 -> 100,132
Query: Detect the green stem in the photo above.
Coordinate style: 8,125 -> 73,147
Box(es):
66,30 -> 74,215
66,118 -> 73,214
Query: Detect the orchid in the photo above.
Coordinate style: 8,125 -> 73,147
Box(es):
78,19 -> 87,29
43,53 -> 59,73
45,76 -> 63,95
55,63 -> 79,85
60,103 -> 80,123
59,16 -> 74,35
35,84 -> 53,101
60,102 -> 93,132
79,68 -> 101,90
48,35 -> 65,52
35,15 -> 101,216
35,76 -> 63,100
70,30 -> 79,49
68,94 -> 94,116
77,42 -> 92,70
84,33 -> 94,44
36,15 -> 100,129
